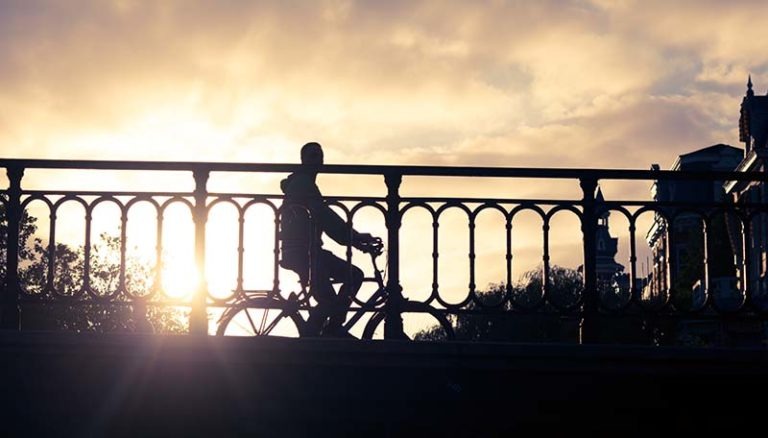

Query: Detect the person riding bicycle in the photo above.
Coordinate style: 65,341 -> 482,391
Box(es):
279,142 -> 382,337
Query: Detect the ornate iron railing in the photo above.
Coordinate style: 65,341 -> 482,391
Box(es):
1,158 -> 767,344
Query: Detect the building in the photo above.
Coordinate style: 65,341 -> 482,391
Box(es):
578,187 -> 630,300
644,144 -> 743,301
724,77 -> 768,302
595,187 -> 625,280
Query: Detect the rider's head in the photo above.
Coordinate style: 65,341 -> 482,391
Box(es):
300,142 -> 324,168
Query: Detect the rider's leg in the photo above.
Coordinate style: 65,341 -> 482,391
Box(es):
304,250 -> 342,336
281,248 -> 325,336
323,251 -> 364,334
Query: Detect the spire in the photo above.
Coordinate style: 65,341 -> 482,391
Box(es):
595,186 -> 605,203
740,76 -> 753,146
595,186 -> 609,221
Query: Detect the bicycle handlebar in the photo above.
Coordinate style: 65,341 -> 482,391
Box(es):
358,236 -> 384,256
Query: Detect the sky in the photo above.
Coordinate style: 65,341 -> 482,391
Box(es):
2,0 -> 764,168
2,0 -> 766,334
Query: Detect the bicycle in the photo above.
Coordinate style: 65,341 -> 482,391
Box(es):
215,248 -> 454,340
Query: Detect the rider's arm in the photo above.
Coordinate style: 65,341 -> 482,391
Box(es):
317,206 -> 379,253
315,200 -> 361,246
289,173 -> 362,246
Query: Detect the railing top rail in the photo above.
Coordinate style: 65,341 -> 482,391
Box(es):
0,158 -> 763,182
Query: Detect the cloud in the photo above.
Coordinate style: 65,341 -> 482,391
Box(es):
0,1 -> 761,180
2,0 -> 759,214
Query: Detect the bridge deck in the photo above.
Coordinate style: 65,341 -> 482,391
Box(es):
2,333 -> 766,435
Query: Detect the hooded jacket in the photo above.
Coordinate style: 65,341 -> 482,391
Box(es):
279,171 -> 356,263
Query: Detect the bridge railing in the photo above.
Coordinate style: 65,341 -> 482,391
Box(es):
1,158 -> 767,344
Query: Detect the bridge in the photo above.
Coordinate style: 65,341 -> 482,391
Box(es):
1,159 -> 767,433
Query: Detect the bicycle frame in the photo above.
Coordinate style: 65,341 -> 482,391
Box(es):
340,252 -> 388,332
217,251 -> 387,337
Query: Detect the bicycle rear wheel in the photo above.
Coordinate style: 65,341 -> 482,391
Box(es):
216,297 -> 306,337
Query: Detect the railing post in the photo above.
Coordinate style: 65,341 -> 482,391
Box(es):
190,169 -> 209,335
580,177 -> 598,344
2,166 -> 24,330
384,172 -> 406,339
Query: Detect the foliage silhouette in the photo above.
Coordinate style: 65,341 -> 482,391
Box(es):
1,204 -> 186,333
415,265 -> 583,342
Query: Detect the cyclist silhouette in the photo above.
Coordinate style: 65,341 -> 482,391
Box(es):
279,142 -> 381,337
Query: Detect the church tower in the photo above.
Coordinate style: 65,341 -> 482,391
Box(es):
594,187 -> 625,280
739,75 -> 768,153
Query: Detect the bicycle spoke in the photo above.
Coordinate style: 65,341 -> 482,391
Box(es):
226,313 -> 255,335
258,308 -> 270,334
244,307 -> 260,335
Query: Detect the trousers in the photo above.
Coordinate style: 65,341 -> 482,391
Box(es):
281,248 -> 364,335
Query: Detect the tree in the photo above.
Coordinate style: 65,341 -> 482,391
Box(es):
0,204 -> 37,281
414,264 -> 659,344
414,265 -> 583,342
1,204 -> 186,333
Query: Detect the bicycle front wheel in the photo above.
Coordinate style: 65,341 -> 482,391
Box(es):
361,302 -> 455,340
216,297 -> 306,337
